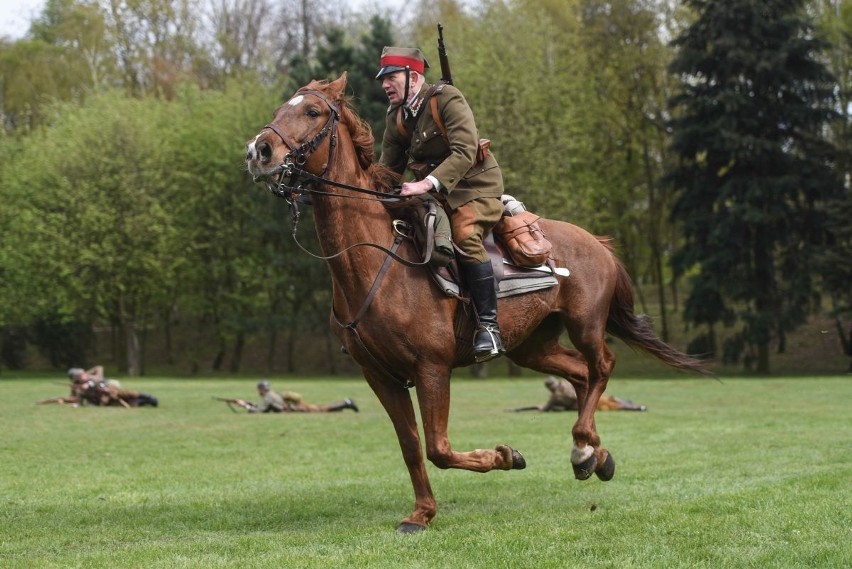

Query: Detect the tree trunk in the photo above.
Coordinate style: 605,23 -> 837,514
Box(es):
124,323 -> 140,377
163,307 -> 174,365
212,338 -> 226,371
266,329 -> 278,372
324,331 -> 339,374
756,342 -> 770,375
228,332 -> 244,372
506,360 -> 522,377
285,328 -> 296,373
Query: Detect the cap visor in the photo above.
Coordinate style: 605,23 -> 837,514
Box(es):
375,65 -> 406,80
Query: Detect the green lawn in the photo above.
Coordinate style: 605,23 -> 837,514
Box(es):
1,375 -> 850,568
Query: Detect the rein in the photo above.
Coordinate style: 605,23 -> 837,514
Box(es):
258,90 -> 434,269
257,88 -> 445,390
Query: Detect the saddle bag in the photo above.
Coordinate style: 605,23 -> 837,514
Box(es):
493,210 -> 552,267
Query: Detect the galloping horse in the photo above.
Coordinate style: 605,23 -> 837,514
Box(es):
245,73 -> 709,532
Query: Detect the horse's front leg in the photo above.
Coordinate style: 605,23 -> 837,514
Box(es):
416,365 -> 526,473
362,370 -> 436,532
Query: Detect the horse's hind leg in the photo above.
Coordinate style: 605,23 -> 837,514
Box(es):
415,363 -> 526,473
362,369 -> 436,532
508,315 -> 616,481
563,319 -> 617,481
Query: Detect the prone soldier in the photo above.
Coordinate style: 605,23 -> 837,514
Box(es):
220,380 -> 359,413
513,376 -> 647,412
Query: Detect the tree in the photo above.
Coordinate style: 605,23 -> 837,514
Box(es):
0,0 -> 115,133
813,0 -> 852,371
1,92 -> 185,375
666,0 -> 843,373
348,16 -> 395,144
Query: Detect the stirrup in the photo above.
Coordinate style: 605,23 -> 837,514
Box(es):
473,326 -> 504,363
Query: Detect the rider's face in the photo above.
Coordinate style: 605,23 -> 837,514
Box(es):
381,71 -> 415,106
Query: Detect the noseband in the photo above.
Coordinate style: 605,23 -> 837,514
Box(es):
263,89 -> 340,179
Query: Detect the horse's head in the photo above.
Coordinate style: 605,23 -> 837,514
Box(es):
246,73 -> 363,185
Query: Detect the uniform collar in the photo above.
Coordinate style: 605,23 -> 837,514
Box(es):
402,83 -> 430,120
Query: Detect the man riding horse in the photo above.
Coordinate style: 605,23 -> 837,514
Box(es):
376,46 -> 505,363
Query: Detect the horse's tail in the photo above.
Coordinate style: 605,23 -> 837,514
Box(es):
606,260 -> 712,376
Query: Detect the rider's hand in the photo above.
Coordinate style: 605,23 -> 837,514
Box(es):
399,179 -> 434,197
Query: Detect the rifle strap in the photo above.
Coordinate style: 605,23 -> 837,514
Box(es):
430,95 -> 448,145
429,90 -> 489,165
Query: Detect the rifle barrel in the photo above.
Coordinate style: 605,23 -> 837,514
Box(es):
437,23 -> 453,85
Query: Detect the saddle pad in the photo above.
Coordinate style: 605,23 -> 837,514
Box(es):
431,270 -> 558,299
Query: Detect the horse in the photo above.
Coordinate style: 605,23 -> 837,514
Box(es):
244,72 -> 709,532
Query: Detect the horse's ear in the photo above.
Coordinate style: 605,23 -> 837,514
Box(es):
328,72 -> 347,99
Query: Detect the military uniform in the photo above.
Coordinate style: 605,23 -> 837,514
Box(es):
247,384 -> 358,413
380,81 -> 504,262
539,377 -> 647,412
377,46 -> 505,362
248,389 -> 285,413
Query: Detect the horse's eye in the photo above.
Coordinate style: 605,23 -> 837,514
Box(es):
307,109 -> 320,118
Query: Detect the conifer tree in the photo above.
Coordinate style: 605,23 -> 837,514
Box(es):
666,0 -> 842,373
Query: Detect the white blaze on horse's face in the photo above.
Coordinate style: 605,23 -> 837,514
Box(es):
245,133 -> 262,162
287,95 -> 305,107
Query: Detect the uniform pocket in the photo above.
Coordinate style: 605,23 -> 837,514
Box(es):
463,159 -> 498,180
410,128 -> 446,158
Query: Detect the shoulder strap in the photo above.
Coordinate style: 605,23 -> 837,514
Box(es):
430,95 -> 448,145
395,106 -> 408,138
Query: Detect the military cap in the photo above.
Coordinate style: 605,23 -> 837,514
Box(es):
375,46 -> 430,79
257,379 -> 270,390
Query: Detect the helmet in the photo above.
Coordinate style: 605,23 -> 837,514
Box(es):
257,379 -> 270,390
67,367 -> 85,380
544,376 -> 559,389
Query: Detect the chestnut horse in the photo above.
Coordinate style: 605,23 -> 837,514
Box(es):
245,73 -> 708,532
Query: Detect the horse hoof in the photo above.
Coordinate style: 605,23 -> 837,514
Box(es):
595,452 -> 616,481
397,522 -> 426,534
572,454 -> 598,480
511,449 -> 527,470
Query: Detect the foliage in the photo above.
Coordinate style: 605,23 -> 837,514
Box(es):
2,376 -> 850,567
1,0 -> 851,375
666,0 -> 843,373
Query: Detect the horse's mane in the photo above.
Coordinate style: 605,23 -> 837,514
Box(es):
303,79 -> 400,194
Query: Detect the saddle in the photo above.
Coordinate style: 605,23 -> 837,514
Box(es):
395,196 -> 566,301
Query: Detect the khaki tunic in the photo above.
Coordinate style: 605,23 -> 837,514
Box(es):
249,390 -> 285,413
380,83 -> 504,263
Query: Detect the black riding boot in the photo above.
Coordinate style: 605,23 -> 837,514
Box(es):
460,261 -> 505,362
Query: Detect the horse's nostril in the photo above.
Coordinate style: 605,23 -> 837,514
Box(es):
259,142 -> 272,161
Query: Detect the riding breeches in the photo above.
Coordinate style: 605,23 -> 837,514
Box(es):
448,196 -> 504,264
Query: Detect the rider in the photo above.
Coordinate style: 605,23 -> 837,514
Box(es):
376,46 -> 505,362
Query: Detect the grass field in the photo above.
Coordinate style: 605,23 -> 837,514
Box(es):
1,374 -> 850,568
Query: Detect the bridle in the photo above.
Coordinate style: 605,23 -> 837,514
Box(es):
260,88 -> 340,182
253,87 -> 442,390
253,89 -> 437,269
259,88 -> 397,201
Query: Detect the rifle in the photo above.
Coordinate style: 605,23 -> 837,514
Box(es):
508,405 -> 543,412
213,396 -> 248,413
437,23 -> 453,85
37,396 -> 77,405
